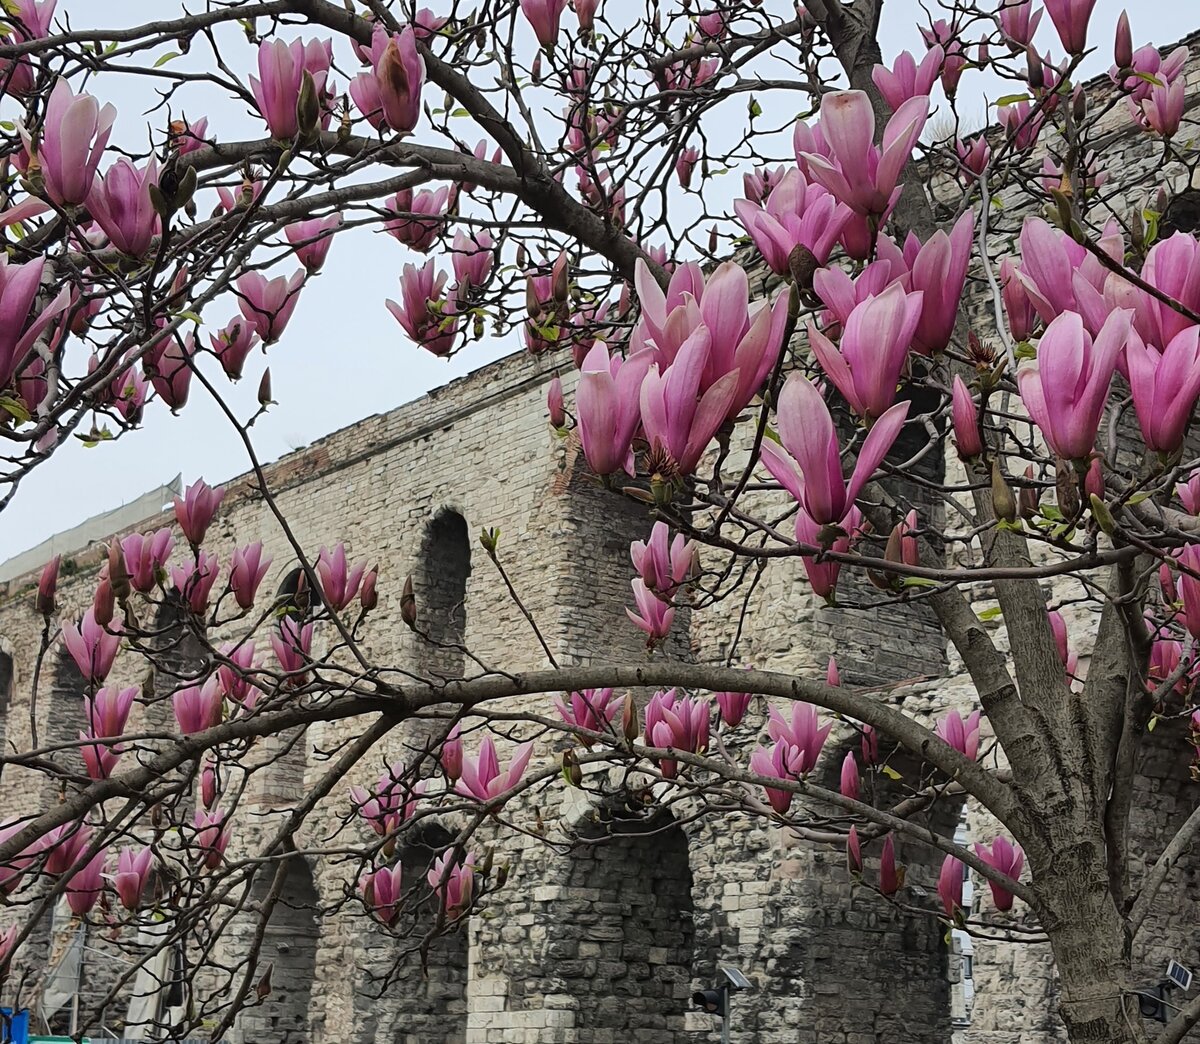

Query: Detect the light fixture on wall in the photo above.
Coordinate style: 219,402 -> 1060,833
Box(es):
692,966 -> 752,1043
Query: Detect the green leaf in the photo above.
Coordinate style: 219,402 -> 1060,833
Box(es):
174,310 -> 203,325
104,40 -> 119,54
900,577 -> 939,589
1014,341 -> 1037,361
0,396 -> 30,423
1126,490 -> 1150,505
748,97 -> 762,119
977,606 -> 1003,621
1147,715 -> 1158,732
0,120 -> 15,132
995,93 -> 1032,107
761,424 -> 781,446
154,50 -> 180,67
450,107 -> 469,117
1133,71 -> 1164,86
880,765 -> 902,781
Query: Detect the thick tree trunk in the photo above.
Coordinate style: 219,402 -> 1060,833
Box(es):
1038,844 -> 1149,1044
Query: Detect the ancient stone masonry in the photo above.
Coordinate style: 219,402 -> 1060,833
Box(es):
2,36 -> 1200,1044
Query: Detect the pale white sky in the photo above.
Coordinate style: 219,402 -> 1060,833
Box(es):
0,0 -> 1193,562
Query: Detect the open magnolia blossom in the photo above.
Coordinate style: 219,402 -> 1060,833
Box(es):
0,3 -> 1199,1044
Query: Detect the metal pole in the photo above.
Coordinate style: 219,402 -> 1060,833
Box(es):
721,985 -> 731,1044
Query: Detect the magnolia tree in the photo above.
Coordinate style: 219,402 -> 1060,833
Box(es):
0,0 -> 1198,1041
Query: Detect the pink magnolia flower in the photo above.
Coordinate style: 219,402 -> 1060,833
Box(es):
575,342 -> 654,475
200,757 -> 218,810
0,0 -> 56,96
999,99 -> 1044,152
80,728 -> 119,780
879,833 -> 901,895
1016,309 -> 1132,461
24,78 -> 116,205
1137,77 -> 1186,139
795,504 -> 864,601
218,640 -> 260,708
456,736 -> 534,803
350,767 -> 424,837
37,554 -> 60,616
442,724 -> 463,782
547,376 -> 566,429
169,116 -> 209,155
973,836 -> 1025,911
697,10 -> 725,38
85,684 -> 136,739
271,616 -> 314,679
229,541 -> 272,611
385,185 -> 451,251
61,609 -> 121,683
935,709 -> 982,760
919,20 -> 966,96
236,270 -> 305,344
952,376 -> 983,459
170,551 -> 220,615
122,528 -> 173,593
872,47 -> 943,111
828,657 -> 842,687
714,689 -> 754,728
360,862 -> 404,926
938,854 -> 963,918
285,214 -> 341,273
997,0 -> 1042,49
146,333 -> 196,412
800,90 -> 928,218
675,146 -> 700,189
374,28 -> 425,135
1012,218 -> 1123,336
111,845 -> 153,911
840,751 -> 860,800
427,851 -> 475,916
88,157 -> 161,257
639,329 -> 739,474
173,676 -> 224,735
627,579 -> 674,642
902,210 -> 974,355
1138,233 -> 1200,349
315,543 -> 368,612
573,0 -> 597,32
386,260 -> 459,357
554,688 -> 622,737
0,255 -> 71,392
1048,609 -> 1080,680
1126,326 -> 1200,455
809,282 -> 923,421
734,169 -> 853,274
767,701 -> 831,775
0,819 -> 36,895
1043,0 -> 1097,54
193,809 -> 230,871
644,689 -> 709,778
66,850 -> 106,915
174,478 -> 225,545
520,0 -> 568,47
44,821 -> 91,876
450,230 -> 495,296
847,826 -> 862,874
750,739 -> 799,814
250,37 -> 331,140
764,372 -> 910,527
742,164 -> 789,205
954,136 -> 990,179
1113,44 -> 1188,102
632,259 -> 789,422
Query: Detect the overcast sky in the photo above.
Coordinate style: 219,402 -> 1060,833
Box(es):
0,0 -> 1194,564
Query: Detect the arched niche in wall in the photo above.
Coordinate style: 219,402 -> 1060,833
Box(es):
472,803 -> 695,1042
350,820 -> 469,1044
0,642 -> 14,759
415,509 -> 471,682
231,857 -> 322,1044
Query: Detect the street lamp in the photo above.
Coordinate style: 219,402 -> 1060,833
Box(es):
692,966 -> 752,1043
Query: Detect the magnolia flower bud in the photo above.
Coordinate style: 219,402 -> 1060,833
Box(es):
257,368 -> 274,408
991,461 -> 1018,523
296,70 -> 320,141
360,567 -> 379,613
401,576 -> 417,629
37,555 -> 61,617
1019,466 -> 1040,521
93,572 -> 116,627
107,542 -> 132,603
547,377 -> 566,429
622,693 -> 638,742
1115,11 -> 1133,71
